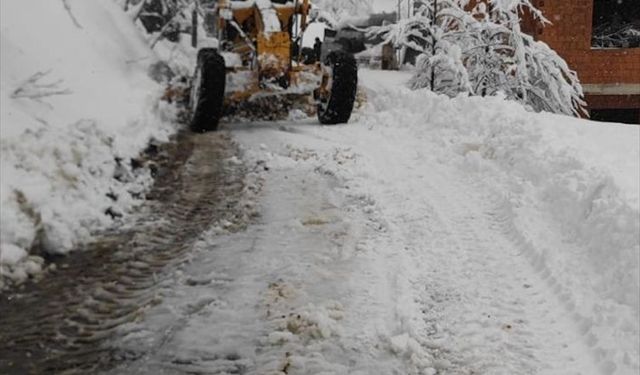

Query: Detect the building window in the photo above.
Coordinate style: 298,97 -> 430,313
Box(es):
590,108 -> 640,125
591,0 -> 640,48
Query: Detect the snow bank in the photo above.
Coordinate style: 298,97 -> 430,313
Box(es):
0,0 -> 179,285
360,70 -> 639,373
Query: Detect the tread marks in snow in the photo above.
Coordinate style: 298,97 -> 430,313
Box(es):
0,132 -> 248,374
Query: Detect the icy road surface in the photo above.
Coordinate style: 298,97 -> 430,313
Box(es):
109,71 -> 639,375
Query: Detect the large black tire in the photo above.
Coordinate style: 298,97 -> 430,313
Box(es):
190,48 -> 226,132
318,51 -> 358,125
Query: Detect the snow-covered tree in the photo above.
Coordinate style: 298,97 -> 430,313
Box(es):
369,0 -> 586,117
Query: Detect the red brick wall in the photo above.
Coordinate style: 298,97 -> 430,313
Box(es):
535,0 -> 640,85
466,0 -> 638,117
586,94 -> 640,109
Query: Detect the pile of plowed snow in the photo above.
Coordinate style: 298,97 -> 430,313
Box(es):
0,0 -> 179,286
362,70 -> 639,373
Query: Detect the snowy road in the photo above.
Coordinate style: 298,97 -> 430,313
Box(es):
1,0 -> 638,372
107,71 -> 639,375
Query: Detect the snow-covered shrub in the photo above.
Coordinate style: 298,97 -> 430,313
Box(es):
412,40 -> 470,96
369,0 -> 586,116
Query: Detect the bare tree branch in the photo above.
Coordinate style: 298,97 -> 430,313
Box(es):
149,1 -> 195,49
61,0 -> 83,29
12,71 -> 73,102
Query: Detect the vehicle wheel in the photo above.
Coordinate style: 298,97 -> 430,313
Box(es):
318,51 -> 358,125
190,48 -> 226,132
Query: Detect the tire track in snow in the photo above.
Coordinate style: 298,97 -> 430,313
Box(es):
485,190 -> 623,375
0,132 -> 250,374
352,130 -> 601,374
358,68 -> 638,374
420,182 -> 587,374
103,127 -> 418,375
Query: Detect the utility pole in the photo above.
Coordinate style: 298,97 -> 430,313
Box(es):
430,0 -> 437,91
395,0 -> 414,67
398,0 -> 412,20
397,0 -> 402,66
191,6 -> 198,48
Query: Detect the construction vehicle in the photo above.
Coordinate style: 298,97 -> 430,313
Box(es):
189,0 -> 358,132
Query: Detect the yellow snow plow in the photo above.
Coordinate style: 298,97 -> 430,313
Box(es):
189,0 -> 358,132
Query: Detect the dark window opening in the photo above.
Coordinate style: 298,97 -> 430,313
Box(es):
590,108 -> 640,125
591,0 -> 640,48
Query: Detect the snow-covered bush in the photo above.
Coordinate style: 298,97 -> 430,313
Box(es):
369,0 -> 586,116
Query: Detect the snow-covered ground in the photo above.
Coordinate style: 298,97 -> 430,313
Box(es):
0,0 -> 179,285
110,70 -> 639,374
1,1 -> 638,371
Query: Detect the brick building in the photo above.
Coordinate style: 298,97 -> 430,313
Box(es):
393,0 -> 638,122
528,0 -> 640,124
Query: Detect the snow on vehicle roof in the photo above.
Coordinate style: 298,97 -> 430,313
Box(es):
227,0 -> 292,33
256,0 -> 281,33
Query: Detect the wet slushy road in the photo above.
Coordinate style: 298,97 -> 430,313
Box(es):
0,131 -> 249,374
